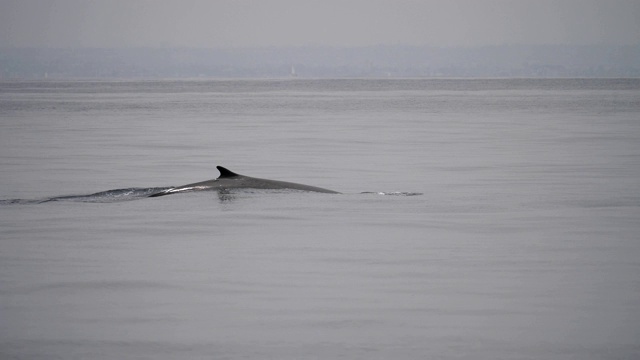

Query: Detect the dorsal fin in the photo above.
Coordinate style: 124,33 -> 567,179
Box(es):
217,166 -> 240,178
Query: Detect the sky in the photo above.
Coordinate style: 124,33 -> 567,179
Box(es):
1,0 -> 639,48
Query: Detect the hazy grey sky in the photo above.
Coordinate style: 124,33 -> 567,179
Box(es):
1,0 -> 639,48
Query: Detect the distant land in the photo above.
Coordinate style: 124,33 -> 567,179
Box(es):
1,45 -> 639,79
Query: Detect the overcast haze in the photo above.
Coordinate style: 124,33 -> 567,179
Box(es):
1,0 -> 639,48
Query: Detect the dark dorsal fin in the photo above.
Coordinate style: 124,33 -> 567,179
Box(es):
217,166 -> 240,178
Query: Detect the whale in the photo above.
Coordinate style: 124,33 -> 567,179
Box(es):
148,166 -> 340,197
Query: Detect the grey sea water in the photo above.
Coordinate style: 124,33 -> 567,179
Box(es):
1,79 -> 639,359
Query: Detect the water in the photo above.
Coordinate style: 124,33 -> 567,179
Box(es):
1,79 -> 639,359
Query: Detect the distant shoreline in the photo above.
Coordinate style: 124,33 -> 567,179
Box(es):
2,45 -> 639,79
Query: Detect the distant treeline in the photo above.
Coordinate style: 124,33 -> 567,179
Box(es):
1,45 -> 639,79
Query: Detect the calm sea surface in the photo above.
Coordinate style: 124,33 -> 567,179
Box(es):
1,79 -> 639,359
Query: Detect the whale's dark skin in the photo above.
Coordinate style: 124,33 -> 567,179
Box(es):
149,166 -> 339,197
